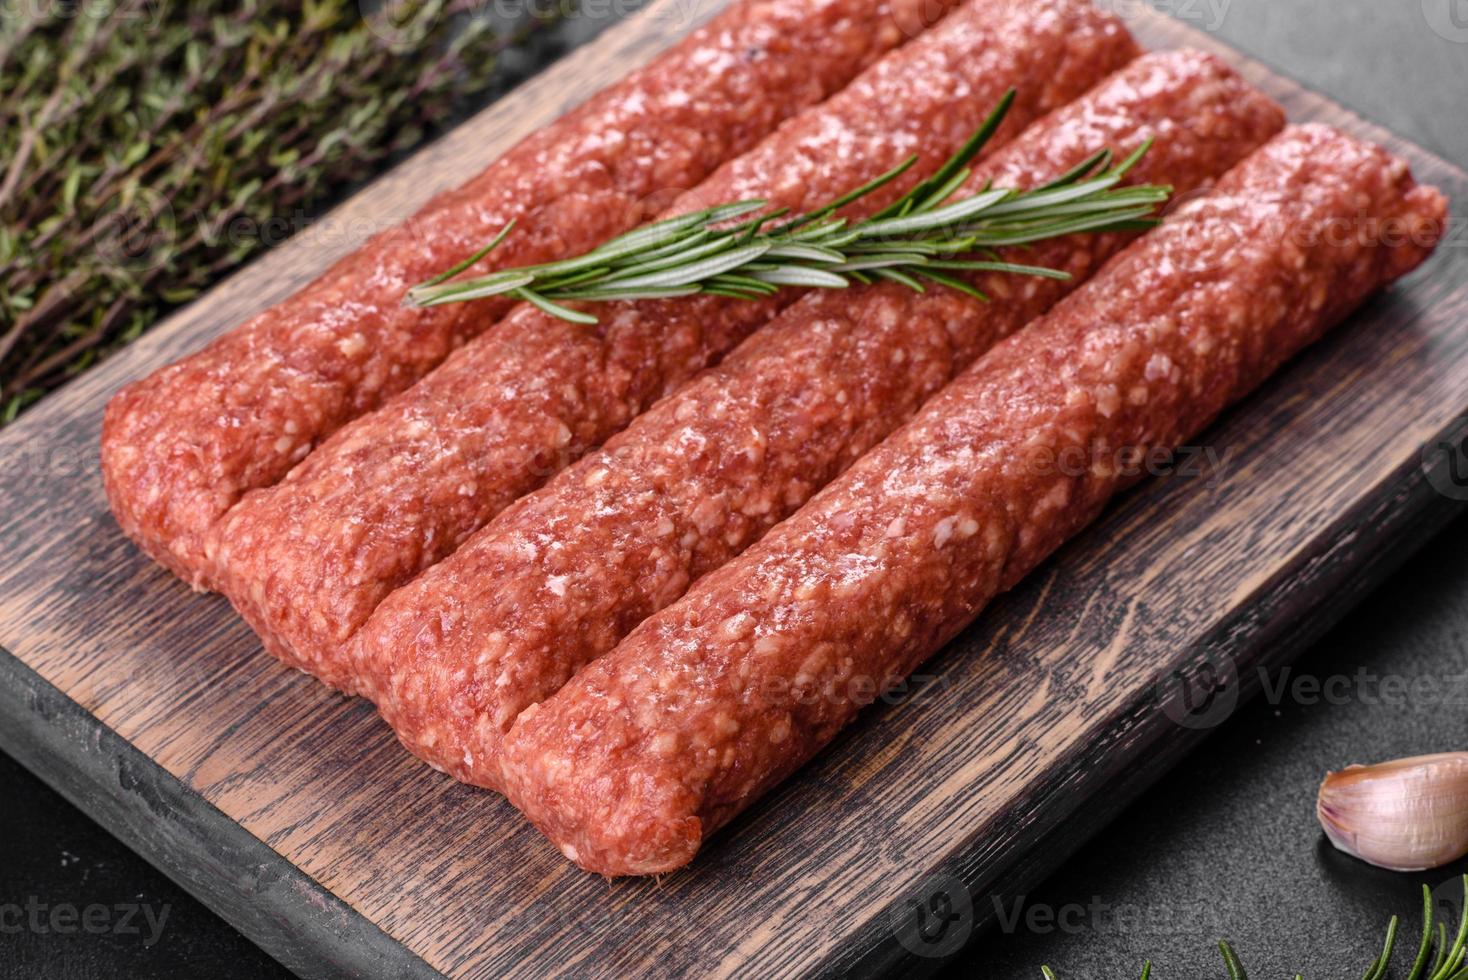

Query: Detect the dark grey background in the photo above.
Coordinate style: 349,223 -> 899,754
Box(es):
2,1 -> 1466,976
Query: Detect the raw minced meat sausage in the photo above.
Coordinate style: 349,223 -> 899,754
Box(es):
209,0 -> 1137,691
502,126 -> 1447,876
100,0 -> 966,585
498,125 -> 1447,875
352,50 -> 1284,789
206,0 -> 1139,691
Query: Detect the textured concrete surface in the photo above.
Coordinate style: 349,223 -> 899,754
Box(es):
969,514 -> 1468,976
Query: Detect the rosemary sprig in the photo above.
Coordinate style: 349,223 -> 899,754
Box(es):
1038,875 -> 1468,979
405,90 -> 1173,319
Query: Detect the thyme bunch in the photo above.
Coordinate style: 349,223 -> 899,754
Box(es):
0,0 -> 561,422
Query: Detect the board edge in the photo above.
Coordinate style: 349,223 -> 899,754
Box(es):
0,646 -> 445,980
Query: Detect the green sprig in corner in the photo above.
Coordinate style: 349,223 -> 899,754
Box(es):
1039,876 -> 1468,979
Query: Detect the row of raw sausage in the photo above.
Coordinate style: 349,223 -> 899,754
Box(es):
101,0 -> 965,584
351,49 -> 1286,789
499,125 -> 1447,875
204,0 -> 1139,690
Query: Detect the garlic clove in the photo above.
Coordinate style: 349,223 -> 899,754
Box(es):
1317,752 -> 1468,872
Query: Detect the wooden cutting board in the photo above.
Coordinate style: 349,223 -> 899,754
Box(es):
1,3 -> 1465,976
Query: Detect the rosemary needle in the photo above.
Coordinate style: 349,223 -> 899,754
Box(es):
1220,940 -> 1250,980
405,90 -> 1173,319
1411,886 -> 1437,980
1361,917 -> 1398,980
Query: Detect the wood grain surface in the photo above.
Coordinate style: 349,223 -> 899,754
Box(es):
0,3 -> 1465,977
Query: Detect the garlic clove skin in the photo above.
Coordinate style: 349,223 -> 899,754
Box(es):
1317,752 -> 1468,872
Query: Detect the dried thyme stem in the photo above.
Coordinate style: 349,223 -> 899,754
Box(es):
0,0 -> 564,422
